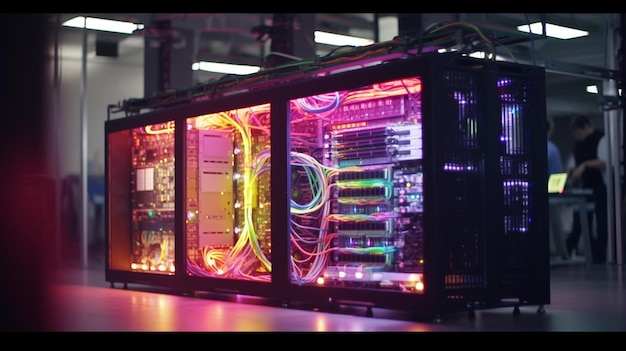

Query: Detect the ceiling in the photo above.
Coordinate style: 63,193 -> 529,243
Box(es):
49,13 -> 622,119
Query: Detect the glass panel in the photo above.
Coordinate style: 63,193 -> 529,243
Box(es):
185,104 -> 272,282
288,77 -> 425,293
108,121 -> 176,274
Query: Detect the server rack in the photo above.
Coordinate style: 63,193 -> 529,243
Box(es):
279,53 -> 549,320
105,52 -> 549,321
107,88 -> 281,298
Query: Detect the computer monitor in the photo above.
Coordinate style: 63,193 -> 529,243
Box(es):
548,172 -> 568,194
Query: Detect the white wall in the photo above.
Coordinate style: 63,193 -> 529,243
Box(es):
55,31 -> 144,179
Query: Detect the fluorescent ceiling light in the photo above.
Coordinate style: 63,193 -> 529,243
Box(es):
192,61 -> 260,75
517,22 -> 588,40
63,16 -> 144,34
586,84 -> 622,96
314,31 -> 374,47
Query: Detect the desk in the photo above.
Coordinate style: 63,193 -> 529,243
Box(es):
549,189 -> 593,267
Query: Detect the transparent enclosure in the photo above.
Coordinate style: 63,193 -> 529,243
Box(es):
185,103 -> 272,282
288,77 -> 425,293
108,121 -> 176,274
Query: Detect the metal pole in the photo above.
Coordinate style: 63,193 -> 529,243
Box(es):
604,13 -> 622,265
80,23 -> 89,268
604,80 -> 619,264
621,13 -> 626,266
53,14 -> 62,263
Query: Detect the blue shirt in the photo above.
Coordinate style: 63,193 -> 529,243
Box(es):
547,140 -> 563,176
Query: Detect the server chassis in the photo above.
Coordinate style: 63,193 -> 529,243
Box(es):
106,52 -> 549,321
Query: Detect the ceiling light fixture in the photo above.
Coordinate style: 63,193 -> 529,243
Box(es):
586,85 -> 599,94
517,22 -> 588,40
192,61 -> 261,75
586,84 -> 623,96
63,16 -> 144,34
314,31 -> 374,47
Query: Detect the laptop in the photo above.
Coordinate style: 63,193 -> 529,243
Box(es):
548,172 -> 568,194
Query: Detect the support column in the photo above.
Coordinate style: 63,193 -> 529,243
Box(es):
293,13 -> 316,60
603,13 -> 622,265
397,13 -> 422,37
616,13 -> 626,266
80,24 -> 88,268
157,20 -> 171,93
394,13 -> 457,41
144,16 -> 194,97
264,13 -> 315,68
617,13 -> 626,265
265,14 -> 293,68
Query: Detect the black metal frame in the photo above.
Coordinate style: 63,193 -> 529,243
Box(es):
105,52 -> 549,321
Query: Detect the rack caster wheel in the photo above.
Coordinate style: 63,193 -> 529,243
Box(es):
327,299 -> 339,312
467,302 -> 476,320
513,305 -> 520,317
537,305 -> 545,314
468,309 -> 476,320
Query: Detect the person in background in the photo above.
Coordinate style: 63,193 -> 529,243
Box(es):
547,116 -> 569,259
547,116 -> 564,176
566,115 -> 608,264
